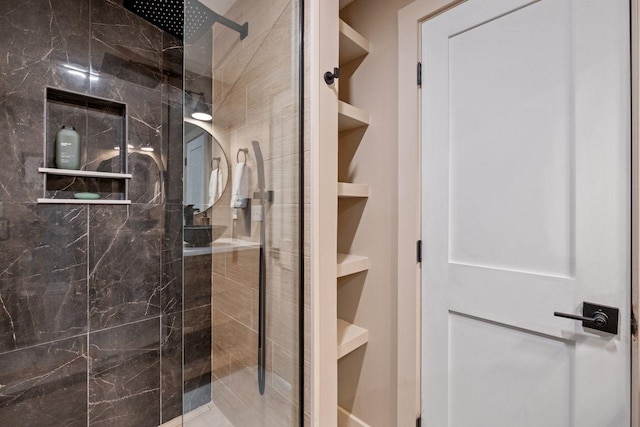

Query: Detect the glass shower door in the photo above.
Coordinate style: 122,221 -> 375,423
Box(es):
181,0 -> 302,425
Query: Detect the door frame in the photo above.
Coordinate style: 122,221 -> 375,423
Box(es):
396,0 -> 640,425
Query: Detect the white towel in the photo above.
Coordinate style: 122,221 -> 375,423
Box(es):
217,167 -> 224,199
230,162 -> 248,208
208,168 -> 219,206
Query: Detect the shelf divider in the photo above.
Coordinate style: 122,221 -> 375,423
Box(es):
338,406 -> 370,427
39,167 -> 133,179
339,19 -> 369,65
338,182 -> 369,198
337,253 -> 369,278
337,319 -> 369,359
37,198 -> 131,205
338,101 -> 370,131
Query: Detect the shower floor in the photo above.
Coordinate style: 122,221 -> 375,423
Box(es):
183,403 -> 233,427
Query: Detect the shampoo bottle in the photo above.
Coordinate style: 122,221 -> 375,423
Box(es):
56,125 -> 81,170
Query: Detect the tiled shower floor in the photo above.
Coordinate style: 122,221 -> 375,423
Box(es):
183,403 -> 234,427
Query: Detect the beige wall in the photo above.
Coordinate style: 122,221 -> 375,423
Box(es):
336,0 -> 413,425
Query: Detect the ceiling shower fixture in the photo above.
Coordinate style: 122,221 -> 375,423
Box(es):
123,0 -> 249,42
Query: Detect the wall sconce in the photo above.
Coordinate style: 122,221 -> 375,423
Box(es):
186,90 -> 212,122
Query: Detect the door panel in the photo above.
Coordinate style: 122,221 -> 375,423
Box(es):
421,0 -> 630,425
449,313 -> 572,427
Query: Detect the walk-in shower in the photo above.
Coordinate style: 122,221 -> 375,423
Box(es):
0,0 -> 303,426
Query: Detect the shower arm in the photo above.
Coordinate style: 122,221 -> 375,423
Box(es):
211,11 -> 249,40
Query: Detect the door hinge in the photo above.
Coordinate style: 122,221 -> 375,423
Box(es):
417,62 -> 422,87
416,416 -> 422,427
632,309 -> 638,338
417,240 -> 422,263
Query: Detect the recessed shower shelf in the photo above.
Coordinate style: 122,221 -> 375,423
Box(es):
339,20 -> 369,65
338,101 -> 370,131
38,167 -> 133,179
337,319 -> 369,359
337,253 -> 369,278
37,198 -> 131,205
338,182 -> 369,198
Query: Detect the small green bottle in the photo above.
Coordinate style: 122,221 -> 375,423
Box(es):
56,125 -> 81,170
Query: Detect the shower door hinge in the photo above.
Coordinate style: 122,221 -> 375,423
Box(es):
632,308 -> 638,338
417,240 -> 422,263
417,62 -> 422,87
416,416 -> 422,427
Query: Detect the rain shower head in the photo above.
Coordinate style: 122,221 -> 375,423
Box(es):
123,0 -> 248,42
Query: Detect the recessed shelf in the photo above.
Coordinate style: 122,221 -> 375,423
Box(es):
337,253 -> 369,278
339,20 -> 369,65
338,101 -> 370,131
337,319 -> 369,359
338,406 -> 370,427
339,0 -> 356,10
37,198 -> 131,205
42,87 -> 129,203
338,182 -> 369,198
38,167 -> 133,179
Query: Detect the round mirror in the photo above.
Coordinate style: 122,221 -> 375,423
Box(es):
184,121 -> 229,212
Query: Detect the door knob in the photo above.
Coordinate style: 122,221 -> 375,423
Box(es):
554,302 -> 619,334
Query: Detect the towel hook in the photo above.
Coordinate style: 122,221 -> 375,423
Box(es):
211,156 -> 221,169
237,148 -> 248,163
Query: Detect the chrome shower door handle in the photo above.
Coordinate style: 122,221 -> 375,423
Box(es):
554,302 -> 619,334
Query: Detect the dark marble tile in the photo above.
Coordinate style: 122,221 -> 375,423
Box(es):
0,54 -> 89,203
161,84 -> 183,205
0,335 -> 88,426
0,204 -> 88,353
162,204 -> 183,314
184,305 -> 212,412
89,205 -> 163,331
162,33 -> 183,90
89,318 -> 160,427
90,0 -> 163,89
128,151 -> 163,204
86,106 -> 126,173
184,255 -> 212,310
161,313 -> 183,423
0,0 -> 90,67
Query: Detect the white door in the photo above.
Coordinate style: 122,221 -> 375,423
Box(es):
421,0 -> 630,426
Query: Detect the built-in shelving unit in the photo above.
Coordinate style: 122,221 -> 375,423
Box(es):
334,3 -> 371,426
337,253 -> 369,278
338,101 -> 370,131
337,319 -> 369,359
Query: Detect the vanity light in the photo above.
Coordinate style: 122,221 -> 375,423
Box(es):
140,146 -> 155,152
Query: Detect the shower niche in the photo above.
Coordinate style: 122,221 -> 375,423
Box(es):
37,87 -> 133,204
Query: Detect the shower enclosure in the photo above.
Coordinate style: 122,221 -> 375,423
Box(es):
0,0 -> 303,426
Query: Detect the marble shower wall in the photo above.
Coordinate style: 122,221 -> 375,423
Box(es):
0,1 -> 184,426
